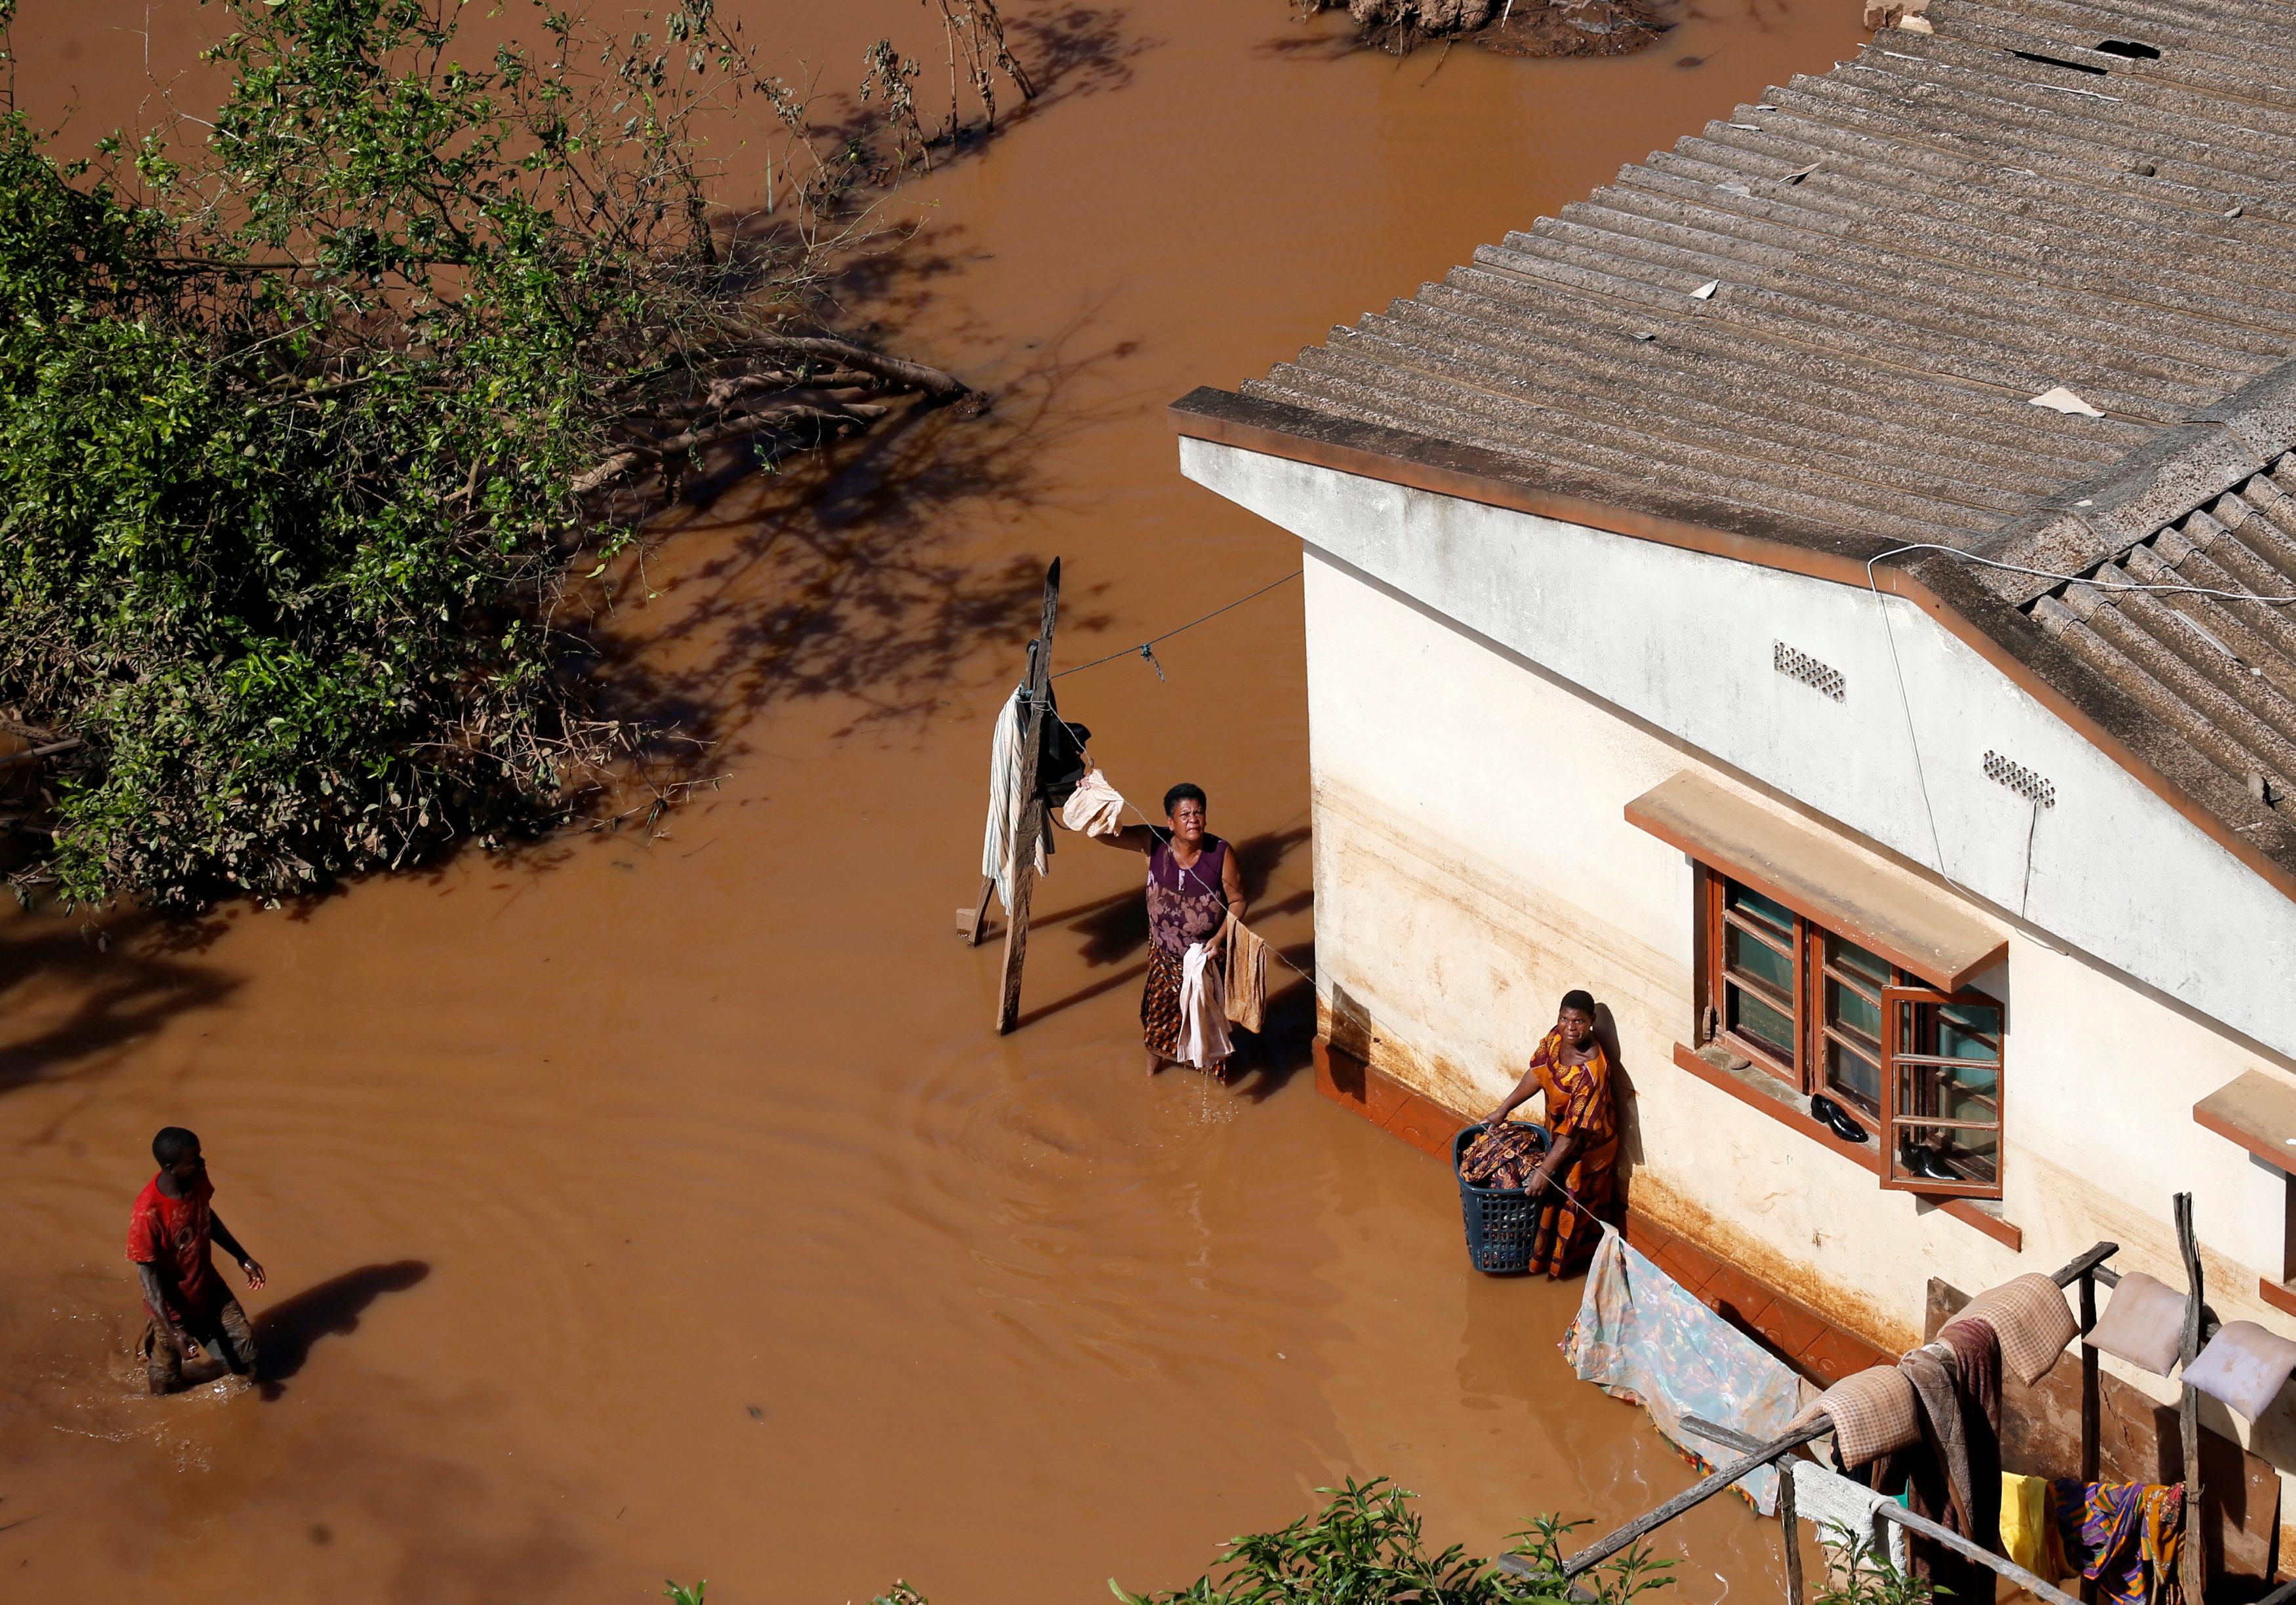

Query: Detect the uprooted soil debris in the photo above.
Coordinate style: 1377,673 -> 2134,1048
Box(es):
1302,0 -> 1671,58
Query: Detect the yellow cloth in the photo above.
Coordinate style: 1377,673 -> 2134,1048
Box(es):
2000,1471 -> 2067,1579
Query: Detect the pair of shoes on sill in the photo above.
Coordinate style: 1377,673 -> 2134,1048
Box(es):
1899,1145 -> 1962,1183
1809,1094 -> 1870,1145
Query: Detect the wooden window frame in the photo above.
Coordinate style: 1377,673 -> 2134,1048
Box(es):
1700,870 -> 1805,1087
1879,984 -> 2005,1200
1696,866 -> 2005,1201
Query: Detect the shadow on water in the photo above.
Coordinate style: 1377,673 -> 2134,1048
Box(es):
0,916 -> 238,1101
254,1260 -> 432,1401
583,303 -> 1151,771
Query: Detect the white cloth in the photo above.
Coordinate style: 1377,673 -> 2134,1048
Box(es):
1791,1457 -> 1909,1575
1177,942 -> 1232,1068
1059,767 -> 1125,838
981,685 -> 1046,914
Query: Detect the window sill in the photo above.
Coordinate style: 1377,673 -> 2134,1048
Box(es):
1670,1042 -> 2024,1252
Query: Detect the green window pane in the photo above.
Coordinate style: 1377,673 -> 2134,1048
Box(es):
1725,923 -> 1794,998
1728,981 -> 1796,1065
1826,975 -> 1881,1044
1725,882 -> 1795,940
1936,1004 -> 2002,1061
1935,1063 -> 1999,1124
1826,934 -> 1891,989
1825,1040 -> 1880,1112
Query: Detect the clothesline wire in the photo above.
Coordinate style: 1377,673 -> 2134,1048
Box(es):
1884,539 -> 2296,605
1050,569 -> 1303,680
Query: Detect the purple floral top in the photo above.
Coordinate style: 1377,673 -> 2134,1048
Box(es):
1147,835 -> 1229,956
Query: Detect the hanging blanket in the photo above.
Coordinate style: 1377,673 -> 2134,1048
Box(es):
1562,1225 -> 1804,1514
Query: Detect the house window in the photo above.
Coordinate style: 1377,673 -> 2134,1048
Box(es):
1881,987 -> 2003,1198
1819,933 -> 1891,1118
1718,882 -> 1799,1074
1699,870 -> 2005,1200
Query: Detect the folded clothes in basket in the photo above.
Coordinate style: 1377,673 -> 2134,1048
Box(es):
1460,1123 -> 1548,1189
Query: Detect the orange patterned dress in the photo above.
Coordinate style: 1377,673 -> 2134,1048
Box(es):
1525,1030 -> 1618,1277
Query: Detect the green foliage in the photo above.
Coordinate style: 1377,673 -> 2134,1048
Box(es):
664,1583 -> 707,1605
1812,1526 -> 1939,1605
1109,1478 -> 1675,1605
0,0 -> 931,906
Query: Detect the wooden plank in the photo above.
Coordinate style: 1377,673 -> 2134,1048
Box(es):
1778,1460 -> 1805,1605
2177,1192 -> 2207,1605
1559,1420 -> 1834,1579
1872,1503 -> 2082,1605
2050,1241 -> 2120,1287
2080,1270 -> 2101,1605
962,874 -> 995,945
994,559 -> 1061,1034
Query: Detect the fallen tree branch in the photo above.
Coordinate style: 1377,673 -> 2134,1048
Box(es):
745,335 -> 968,401
573,398 -> 891,493
0,737 -> 83,771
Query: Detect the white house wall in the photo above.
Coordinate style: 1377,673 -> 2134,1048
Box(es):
1179,438 -> 2296,1068
1179,437 -> 2296,1499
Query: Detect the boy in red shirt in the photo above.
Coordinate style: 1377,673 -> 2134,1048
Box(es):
126,1126 -> 267,1393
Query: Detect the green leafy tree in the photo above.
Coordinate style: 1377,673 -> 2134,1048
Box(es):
0,0 -> 968,906
1111,1478 -> 1675,1605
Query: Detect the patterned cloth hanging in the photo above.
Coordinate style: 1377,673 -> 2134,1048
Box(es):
1562,1225 -> 1804,1514
2053,1479 -> 2184,1605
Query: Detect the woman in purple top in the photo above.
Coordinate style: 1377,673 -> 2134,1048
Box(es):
1097,782 -> 1246,1075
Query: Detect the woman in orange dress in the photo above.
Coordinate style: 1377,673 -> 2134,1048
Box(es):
1469,989 -> 1618,1278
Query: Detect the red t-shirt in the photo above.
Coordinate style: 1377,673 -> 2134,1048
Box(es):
125,1173 -> 220,1318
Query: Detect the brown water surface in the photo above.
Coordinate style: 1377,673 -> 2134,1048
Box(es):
3,3 -> 1864,1599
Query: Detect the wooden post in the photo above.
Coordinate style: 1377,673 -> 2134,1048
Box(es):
994,559 -> 1061,1034
1777,1454 -> 1806,1605
962,875 -> 995,945
2175,1192 -> 2206,1605
2080,1268 -> 2101,1605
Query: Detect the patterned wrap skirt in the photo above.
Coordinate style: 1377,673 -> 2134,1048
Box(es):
1141,946 -> 1183,1059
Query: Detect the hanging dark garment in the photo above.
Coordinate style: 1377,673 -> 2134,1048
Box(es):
1868,1324 -> 2001,1604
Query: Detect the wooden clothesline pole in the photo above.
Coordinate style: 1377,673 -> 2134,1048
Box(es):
993,558 -> 1061,1035
2175,1192 -> 2207,1605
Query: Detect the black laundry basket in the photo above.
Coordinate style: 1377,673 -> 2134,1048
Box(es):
1453,1122 -> 1549,1275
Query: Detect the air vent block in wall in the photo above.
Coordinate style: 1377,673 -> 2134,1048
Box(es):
1983,750 -> 2056,809
1773,641 -> 1845,701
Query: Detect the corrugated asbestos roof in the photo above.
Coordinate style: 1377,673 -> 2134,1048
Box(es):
2031,456 -> 2296,805
1210,0 -> 2296,883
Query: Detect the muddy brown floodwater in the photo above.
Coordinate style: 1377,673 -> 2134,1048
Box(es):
1,2 -> 1864,1599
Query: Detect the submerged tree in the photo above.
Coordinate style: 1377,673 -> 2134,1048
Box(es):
0,0 -> 987,908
